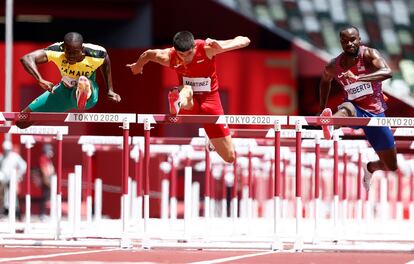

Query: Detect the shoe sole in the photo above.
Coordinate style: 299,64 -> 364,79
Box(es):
77,78 -> 90,110
168,90 -> 180,115
321,108 -> 333,140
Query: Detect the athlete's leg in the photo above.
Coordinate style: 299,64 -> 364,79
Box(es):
362,121 -> 397,191
368,147 -> 398,172
210,135 -> 235,163
199,91 -> 234,163
168,85 -> 194,114
76,76 -> 92,110
363,147 -> 398,192
16,83 -> 74,128
179,85 -> 193,110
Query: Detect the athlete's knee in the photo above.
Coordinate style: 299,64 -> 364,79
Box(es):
338,102 -> 356,117
181,100 -> 194,110
180,85 -> 194,110
181,85 -> 192,93
78,76 -> 90,84
77,76 -> 91,90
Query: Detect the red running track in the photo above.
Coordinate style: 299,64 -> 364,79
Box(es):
1,247 -> 414,264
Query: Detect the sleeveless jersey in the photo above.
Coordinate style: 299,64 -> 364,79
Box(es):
44,42 -> 106,86
169,39 -> 219,93
333,46 -> 387,114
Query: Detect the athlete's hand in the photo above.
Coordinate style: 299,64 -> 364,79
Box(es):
205,38 -> 222,49
107,90 -> 121,103
38,79 -> 55,93
339,70 -> 359,83
126,62 -> 143,75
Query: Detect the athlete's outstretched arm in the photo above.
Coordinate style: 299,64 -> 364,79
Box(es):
204,36 -> 250,58
101,53 -> 121,103
126,48 -> 170,75
319,60 -> 335,112
20,49 -> 54,92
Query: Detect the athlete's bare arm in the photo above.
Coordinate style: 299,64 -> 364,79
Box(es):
204,36 -> 250,59
126,48 -> 171,75
358,48 -> 392,82
20,49 -> 54,92
319,59 -> 336,111
100,53 -> 121,103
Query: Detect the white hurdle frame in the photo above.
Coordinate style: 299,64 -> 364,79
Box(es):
0,112 -> 135,248
2,113 -> 414,251
135,114 -> 414,251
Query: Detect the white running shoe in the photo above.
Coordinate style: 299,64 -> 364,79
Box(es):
362,162 -> 373,192
320,108 -> 334,140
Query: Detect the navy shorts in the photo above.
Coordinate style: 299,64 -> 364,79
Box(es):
351,105 -> 395,151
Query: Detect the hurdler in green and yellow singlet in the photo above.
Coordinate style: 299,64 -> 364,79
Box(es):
28,42 -> 107,112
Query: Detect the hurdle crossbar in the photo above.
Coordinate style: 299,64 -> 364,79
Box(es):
1,112 -> 136,123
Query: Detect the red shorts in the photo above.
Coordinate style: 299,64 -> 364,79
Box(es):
180,91 -> 230,139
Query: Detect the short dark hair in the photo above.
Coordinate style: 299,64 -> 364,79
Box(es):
64,32 -> 83,45
173,31 -> 195,52
339,25 -> 359,36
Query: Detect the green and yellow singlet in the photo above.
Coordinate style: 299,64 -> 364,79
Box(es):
45,42 -> 106,86
28,42 -> 106,112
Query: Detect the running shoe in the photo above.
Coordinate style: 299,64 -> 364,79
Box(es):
168,88 -> 181,115
320,108 -> 334,140
76,76 -> 90,110
362,162 -> 373,192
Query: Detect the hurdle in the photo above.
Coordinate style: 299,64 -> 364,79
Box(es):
203,125 -> 414,239
0,112 -> 136,248
137,114 -> 287,248
135,114 -> 414,251
0,125 -> 68,236
2,113 -> 414,251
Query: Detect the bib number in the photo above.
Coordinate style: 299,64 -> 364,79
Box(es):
344,82 -> 373,100
183,77 -> 211,92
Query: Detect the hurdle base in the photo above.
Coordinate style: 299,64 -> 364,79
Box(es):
120,236 -> 133,249
293,236 -> 303,252
271,238 -> 283,251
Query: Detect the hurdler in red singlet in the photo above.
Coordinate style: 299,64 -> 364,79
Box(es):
169,39 -> 227,139
319,26 -> 398,193
333,45 -> 387,114
127,31 -> 250,163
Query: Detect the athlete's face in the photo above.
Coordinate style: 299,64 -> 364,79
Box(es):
64,42 -> 84,64
176,45 -> 196,64
339,28 -> 361,56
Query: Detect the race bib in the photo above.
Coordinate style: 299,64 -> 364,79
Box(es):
344,82 -> 373,100
183,77 -> 211,92
62,76 -> 78,88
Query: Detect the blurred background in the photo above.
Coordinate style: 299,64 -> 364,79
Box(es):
1,0 -> 414,218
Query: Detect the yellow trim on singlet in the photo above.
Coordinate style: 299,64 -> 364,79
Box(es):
44,42 -> 106,81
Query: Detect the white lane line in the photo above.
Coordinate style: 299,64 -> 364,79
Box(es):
0,248 -> 119,263
189,251 -> 277,264
24,260 -> 157,264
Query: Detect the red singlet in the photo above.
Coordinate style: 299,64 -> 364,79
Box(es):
169,39 -> 230,139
